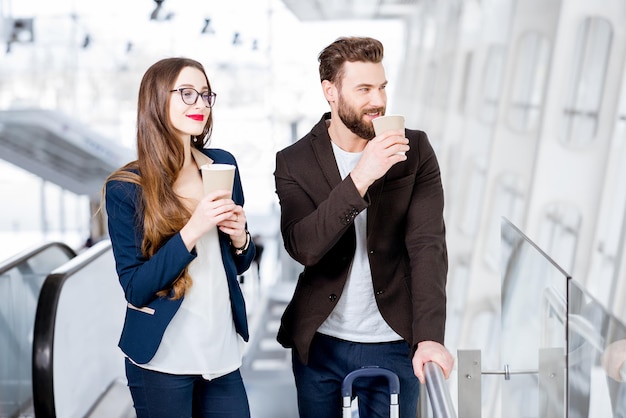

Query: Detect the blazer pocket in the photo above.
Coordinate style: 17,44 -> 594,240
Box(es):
127,302 -> 155,315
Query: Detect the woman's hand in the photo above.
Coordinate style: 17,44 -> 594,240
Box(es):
180,189 -> 238,251
217,201 -> 247,248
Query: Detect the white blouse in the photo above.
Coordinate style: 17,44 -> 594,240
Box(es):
137,226 -> 244,380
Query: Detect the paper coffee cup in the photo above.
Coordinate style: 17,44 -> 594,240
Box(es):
200,164 -> 235,197
372,115 -> 406,155
372,114 -> 405,136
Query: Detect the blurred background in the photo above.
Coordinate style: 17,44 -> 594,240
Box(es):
2,0 -> 626,416
0,0 -> 406,251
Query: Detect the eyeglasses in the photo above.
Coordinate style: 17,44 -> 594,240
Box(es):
169,88 -> 217,108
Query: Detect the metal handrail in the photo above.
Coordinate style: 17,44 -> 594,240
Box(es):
0,241 -> 76,275
424,362 -> 457,418
32,240 -> 112,418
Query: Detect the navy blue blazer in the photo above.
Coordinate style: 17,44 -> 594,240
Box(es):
105,148 -> 254,364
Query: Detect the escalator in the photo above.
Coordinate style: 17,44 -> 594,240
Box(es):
31,240 -> 131,418
0,240 -> 132,418
0,242 -> 76,417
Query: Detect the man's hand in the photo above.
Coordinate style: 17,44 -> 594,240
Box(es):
412,341 -> 455,384
350,129 -> 408,196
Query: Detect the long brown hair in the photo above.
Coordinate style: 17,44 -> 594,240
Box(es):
105,57 -> 214,299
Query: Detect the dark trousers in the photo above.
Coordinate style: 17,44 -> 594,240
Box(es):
292,333 -> 420,418
125,358 -> 250,418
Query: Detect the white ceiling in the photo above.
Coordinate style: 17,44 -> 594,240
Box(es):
0,0 -> 408,212
280,0 -> 420,20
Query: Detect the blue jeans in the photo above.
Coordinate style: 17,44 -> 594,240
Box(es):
292,333 -> 419,418
125,358 -> 250,418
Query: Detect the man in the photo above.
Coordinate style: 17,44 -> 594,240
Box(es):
273,36 -> 454,418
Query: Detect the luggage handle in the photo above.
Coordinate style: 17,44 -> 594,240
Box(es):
341,366 -> 400,418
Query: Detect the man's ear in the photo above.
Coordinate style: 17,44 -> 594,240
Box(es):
321,80 -> 337,103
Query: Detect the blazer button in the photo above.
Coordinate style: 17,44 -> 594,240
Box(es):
329,294 -> 338,302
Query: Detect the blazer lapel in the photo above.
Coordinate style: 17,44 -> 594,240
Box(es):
308,113 -> 385,236
190,147 -> 213,169
310,117 -> 343,189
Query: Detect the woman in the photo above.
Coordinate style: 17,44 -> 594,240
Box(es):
104,57 -> 254,418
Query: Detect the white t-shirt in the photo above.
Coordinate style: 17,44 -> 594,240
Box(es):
317,141 -> 402,343
137,227 -> 244,380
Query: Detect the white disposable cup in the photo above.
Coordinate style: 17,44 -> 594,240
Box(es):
200,164 -> 235,197
372,114 -> 405,136
372,115 -> 406,155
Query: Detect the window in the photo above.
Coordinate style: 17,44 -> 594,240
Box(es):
484,173 -> 525,270
434,53 -> 454,111
479,45 -> 507,124
445,257 -> 470,350
508,32 -> 550,132
586,65 -> 626,308
459,52 -> 473,114
538,203 -> 581,274
459,159 -> 487,236
561,17 -> 612,146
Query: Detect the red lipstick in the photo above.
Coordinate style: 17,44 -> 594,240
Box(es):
187,114 -> 204,121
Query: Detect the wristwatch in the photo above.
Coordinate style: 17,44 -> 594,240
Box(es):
232,230 -> 251,255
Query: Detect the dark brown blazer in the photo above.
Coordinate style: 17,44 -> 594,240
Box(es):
274,113 -> 448,364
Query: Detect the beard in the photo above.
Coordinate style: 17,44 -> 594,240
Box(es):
337,94 -> 384,140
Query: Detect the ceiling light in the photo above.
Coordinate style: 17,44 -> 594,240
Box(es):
232,32 -> 241,46
201,18 -> 215,34
150,0 -> 173,21
150,0 -> 163,20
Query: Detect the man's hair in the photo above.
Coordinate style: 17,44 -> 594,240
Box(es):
318,37 -> 384,87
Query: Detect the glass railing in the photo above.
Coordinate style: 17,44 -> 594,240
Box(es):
0,242 -> 76,418
499,217 -> 569,417
456,217 -> 626,418
568,279 -> 626,417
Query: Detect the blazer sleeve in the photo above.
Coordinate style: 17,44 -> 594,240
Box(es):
274,149 -> 368,267
406,132 -> 448,346
230,168 -> 256,275
105,180 -> 196,307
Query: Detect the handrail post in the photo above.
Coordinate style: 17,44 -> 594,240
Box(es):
457,348 -> 564,417
538,347 -> 565,418
457,350 -> 482,418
